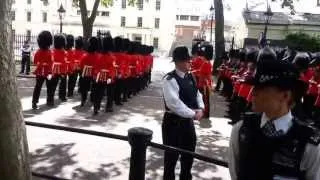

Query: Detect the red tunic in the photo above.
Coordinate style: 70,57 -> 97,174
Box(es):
73,49 -> 86,71
33,49 -> 52,77
80,53 -> 99,77
95,53 -> 117,83
66,49 -> 75,74
128,54 -> 138,77
52,49 -> 67,75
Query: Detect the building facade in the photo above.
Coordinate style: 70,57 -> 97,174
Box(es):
11,0 -> 175,53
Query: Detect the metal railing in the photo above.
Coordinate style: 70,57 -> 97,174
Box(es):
26,121 -> 228,180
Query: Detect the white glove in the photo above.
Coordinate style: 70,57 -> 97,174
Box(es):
107,78 -> 112,84
47,74 -> 52,80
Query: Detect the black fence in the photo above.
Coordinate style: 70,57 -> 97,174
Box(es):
13,34 -> 38,62
25,121 -> 228,180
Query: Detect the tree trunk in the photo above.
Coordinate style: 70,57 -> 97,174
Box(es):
82,20 -> 93,43
213,0 -> 225,74
79,0 -> 100,45
0,0 -> 31,180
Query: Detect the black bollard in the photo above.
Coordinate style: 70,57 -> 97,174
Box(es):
128,127 -> 153,180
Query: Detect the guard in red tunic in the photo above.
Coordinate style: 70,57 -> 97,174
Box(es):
113,37 -> 125,105
194,44 -> 213,118
68,36 -> 85,97
120,38 -> 131,102
32,31 -> 53,109
92,36 -> 117,115
51,34 -> 67,104
146,46 -> 154,85
79,37 -> 99,106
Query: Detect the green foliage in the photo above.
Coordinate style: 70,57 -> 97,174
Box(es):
271,0 -> 298,14
101,0 -> 113,7
285,32 -> 320,52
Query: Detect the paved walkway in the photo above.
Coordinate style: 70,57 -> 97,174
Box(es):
18,57 -> 232,180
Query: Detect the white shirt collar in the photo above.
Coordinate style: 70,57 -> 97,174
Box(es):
175,68 -> 186,78
260,111 -> 293,133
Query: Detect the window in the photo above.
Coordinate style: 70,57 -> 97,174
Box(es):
42,0 -> 48,6
190,16 -> 200,21
153,37 -> 159,49
155,18 -> 160,29
137,17 -> 142,27
121,16 -> 126,27
26,30 -> 31,37
42,12 -> 47,23
96,11 -> 100,16
77,10 -> 81,15
27,0 -> 31,4
134,36 -> 142,43
122,0 -> 126,9
11,11 -> 15,21
27,12 -> 31,22
137,0 -> 143,10
180,15 -> 189,20
101,11 -> 109,16
318,0 -> 320,6
176,15 -> 179,20
156,0 -> 161,10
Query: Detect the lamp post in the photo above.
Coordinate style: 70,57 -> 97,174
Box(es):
261,1 -> 273,47
209,5 -> 214,43
57,4 -> 66,33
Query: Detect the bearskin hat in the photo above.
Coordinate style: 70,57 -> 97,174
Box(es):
87,37 -> 99,53
66,34 -> 74,50
54,34 -> 66,49
113,36 -> 123,52
257,47 -> 277,63
122,38 -> 130,52
292,52 -> 310,71
75,36 -> 84,50
246,48 -> 258,63
102,36 -> 114,53
37,31 -> 52,49
203,44 -> 214,60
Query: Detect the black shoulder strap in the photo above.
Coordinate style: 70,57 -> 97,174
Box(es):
291,118 -> 320,145
163,70 -> 175,80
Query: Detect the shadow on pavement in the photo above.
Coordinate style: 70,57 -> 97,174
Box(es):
31,143 -> 77,177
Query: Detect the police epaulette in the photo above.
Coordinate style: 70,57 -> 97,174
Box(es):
294,118 -> 320,145
309,128 -> 320,145
163,71 -> 175,80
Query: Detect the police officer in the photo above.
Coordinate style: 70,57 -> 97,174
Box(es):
20,40 -> 32,75
162,46 -> 204,180
228,47 -> 320,180
32,31 -> 53,109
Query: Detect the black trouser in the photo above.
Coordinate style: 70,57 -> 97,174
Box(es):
48,76 -> 60,105
122,78 -> 129,101
79,76 -> 93,105
127,77 -> 135,97
93,82 -> 106,112
215,75 -> 223,91
114,79 -> 124,104
58,75 -> 67,100
148,70 -> 152,84
106,83 -> 115,109
162,112 -> 196,180
20,55 -> 30,74
199,88 -> 210,118
32,76 -> 51,105
68,71 -> 80,97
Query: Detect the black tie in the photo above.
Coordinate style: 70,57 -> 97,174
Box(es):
262,120 -> 284,137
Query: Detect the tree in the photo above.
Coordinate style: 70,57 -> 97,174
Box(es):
213,0 -> 225,73
0,0 -> 31,179
285,32 -> 320,52
72,0 -> 136,42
